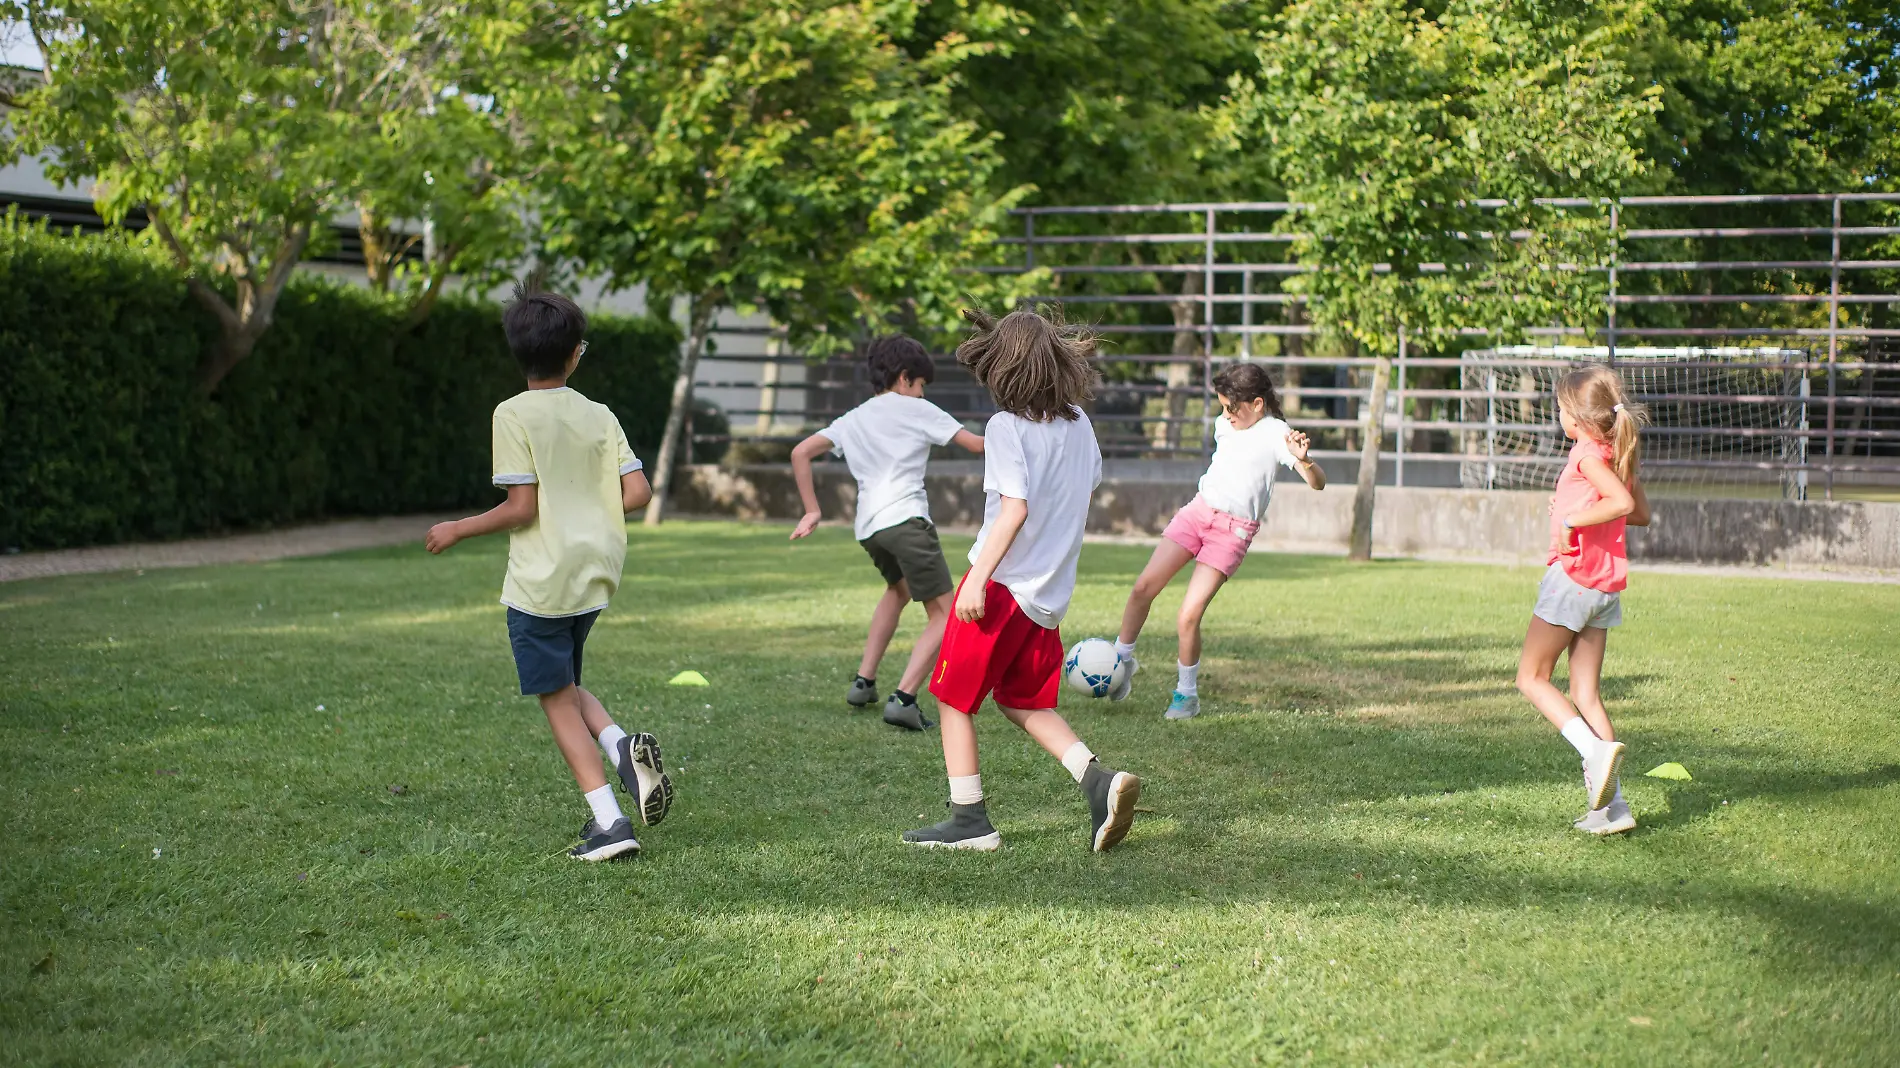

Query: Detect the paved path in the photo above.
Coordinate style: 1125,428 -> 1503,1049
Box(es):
0,514 -> 459,583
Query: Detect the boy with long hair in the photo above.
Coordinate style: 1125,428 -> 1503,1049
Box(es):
790,335 -> 985,730
904,308 -> 1142,853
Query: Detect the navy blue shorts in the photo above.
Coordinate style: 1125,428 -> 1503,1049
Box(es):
505,608 -> 601,695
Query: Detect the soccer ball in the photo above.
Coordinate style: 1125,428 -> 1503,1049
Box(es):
1064,638 -> 1130,698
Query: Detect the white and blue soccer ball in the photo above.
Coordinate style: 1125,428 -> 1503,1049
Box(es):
1064,638 -> 1131,698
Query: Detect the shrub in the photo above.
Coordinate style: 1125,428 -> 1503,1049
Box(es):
0,213 -> 680,550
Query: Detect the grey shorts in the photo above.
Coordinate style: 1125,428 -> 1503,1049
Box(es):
860,517 -> 955,603
1533,563 -> 1622,632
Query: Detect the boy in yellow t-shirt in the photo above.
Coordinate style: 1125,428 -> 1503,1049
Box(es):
425,289 -> 673,861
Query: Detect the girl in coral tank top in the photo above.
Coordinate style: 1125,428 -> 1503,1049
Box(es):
1515,365 -> 1651,835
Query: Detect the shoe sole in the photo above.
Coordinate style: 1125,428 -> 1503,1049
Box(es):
622,733 -> 674,827
882,705 -> 932,731
571,838 -> 641,862
1586,743 -> 1626,812
1092,772 -> 1141,852
903,832 -> 1002,851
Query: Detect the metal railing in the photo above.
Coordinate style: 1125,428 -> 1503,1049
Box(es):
693,193 -> 1900,499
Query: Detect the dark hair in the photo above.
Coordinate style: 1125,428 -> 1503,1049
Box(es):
1211,362 -> 1284,419
502,286 -> 587,380
955,307 -> 1096,421
867,334 -> 935,392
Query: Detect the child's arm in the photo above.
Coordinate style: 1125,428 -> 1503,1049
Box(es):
622,470 -> 653,513
1627,473 -> 1651,527
1557,455 -> 1636,553
956,496 -> 1027,621
1286,430 -> 1326,489
426,484 -> 537,554
789,431 -> 834,540
952,428 -> 985,454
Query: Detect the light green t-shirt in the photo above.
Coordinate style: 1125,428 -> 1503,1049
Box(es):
490,387 -> 641,617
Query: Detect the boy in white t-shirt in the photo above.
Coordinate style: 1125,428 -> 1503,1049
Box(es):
1112,361 -> 1326,719
790,335 -> 985,730
903,308 -> 1142,853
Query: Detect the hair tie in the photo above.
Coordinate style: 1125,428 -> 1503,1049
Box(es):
1613,403 -> 1625,414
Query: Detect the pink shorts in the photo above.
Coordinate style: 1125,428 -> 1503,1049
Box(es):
1162,495 -> 1260,577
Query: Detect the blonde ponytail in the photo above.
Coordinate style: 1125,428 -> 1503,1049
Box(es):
1610,403 -> 1643,484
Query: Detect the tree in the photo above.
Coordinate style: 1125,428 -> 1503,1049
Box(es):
1226,0 -> 1662,558
534,0 -> 1025,524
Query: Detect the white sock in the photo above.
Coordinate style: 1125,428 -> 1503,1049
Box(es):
1559,716 -> 1600,758
949,774 -> 984,805
1611,780 -> 1625,806
1176,661 -> 1200,696
597,724 -> 629,769
584,784 -> 624,828
1114,640 -> 1136,660
1060,741 -> 1095,783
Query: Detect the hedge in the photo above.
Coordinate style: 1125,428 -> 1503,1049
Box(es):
0,213 -> 682,550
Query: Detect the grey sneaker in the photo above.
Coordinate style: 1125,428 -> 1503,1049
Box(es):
615,733 -> 673,827
1582,740 -> 1626,812
1081,761 -> 1141,852
902,801 -> 1001,850
1108,650 -> 1138,701
1574,795 -> 1637,836
568,817 -> 641,861
845,675 -> 879,707
1164,690 -> 1200,720
882,693 -> 934,731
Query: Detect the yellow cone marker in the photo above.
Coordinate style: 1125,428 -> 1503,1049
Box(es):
668,670 -> 709,687
1645,762 -> 1692,781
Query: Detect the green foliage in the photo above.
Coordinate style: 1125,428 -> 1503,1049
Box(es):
0,215 -> 679,550
1226,0 -> 1663,351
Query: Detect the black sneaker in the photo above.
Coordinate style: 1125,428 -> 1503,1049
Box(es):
901,801 -> 1001,850
1081,761 -> 1141,853
882,692 -> 934,731
845,675 -> 879,707
615,733 -> 674,827
568,817 -> 641,861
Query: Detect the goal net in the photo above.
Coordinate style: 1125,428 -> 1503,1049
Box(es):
1458,346 -> 1813,498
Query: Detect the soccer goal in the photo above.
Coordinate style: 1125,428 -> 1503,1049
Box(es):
1458,346 -> 1814,499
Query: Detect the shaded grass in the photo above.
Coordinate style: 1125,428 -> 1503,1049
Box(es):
2,520 -> 1897,1065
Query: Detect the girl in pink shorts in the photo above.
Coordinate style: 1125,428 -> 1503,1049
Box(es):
1110,363 -> 1326,719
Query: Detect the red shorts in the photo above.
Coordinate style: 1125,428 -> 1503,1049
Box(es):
928,577 -> 1064,714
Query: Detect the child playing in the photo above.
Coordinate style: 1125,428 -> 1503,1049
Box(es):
425,289 -> 674,861
1514,365 -> 1650,835
1111,362 -> 1325,719
789,335 -> 985,731
903,308 -> 1142,853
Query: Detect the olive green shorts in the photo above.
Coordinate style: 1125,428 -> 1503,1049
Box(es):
860,517 -> 955,603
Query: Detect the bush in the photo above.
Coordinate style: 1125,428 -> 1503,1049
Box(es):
0,214 -> 681,550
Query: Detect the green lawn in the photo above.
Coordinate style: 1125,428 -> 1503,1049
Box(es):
3,521 -> 1897,1065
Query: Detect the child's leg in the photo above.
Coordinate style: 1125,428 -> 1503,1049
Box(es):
997,704 -> 1083,763
1563,626 -> 1615,741
1173,562 -> 1229,677
541,685 -> 608,791
939,706 -> 980,778
999,703 -> 1141,852
896,592 -> 952,696
859,579 -> 910,679
1515,618 -> 1589,729
1117,540 -> 1195,646
577,685 -> 674,826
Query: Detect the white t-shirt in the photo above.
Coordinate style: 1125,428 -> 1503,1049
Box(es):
1197,415 -> 1301,522
824,392 -> 967,540
969,408 -> 1103,629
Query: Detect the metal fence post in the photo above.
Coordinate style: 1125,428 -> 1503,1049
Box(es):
1203,207 -> 1216,456
1024,212 -> 1035,272
1826,195 -> 1840,500
1395,325 -> 1408,487
1485,369 -> 1498,490
1607,202 -> 1619,362
1241,268 -> 1253,361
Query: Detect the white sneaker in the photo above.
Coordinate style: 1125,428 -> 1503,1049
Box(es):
1581,741 -> 1626,812
1108,651 -> 1138,701
1574,796 -> 1637,836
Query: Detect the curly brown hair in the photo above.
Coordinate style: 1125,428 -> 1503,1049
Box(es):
954,307 -> 1097,421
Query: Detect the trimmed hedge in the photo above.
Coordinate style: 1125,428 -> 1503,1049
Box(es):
0,215 -> 681,550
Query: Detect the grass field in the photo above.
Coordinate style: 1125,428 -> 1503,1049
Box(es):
2,520 -> 1897,1065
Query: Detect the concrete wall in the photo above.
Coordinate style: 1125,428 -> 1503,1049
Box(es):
674,463 -> 1900,574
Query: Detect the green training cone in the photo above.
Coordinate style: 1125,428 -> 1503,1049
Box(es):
1645,762 -> 1692,781
668,670 -> 710,687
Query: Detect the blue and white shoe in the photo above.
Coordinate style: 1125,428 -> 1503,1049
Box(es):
1164,690 -> 1200,720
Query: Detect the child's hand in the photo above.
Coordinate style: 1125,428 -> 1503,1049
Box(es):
1286,430 -> 1312,462
790,512 -> 821,540
955,578 -> 987,622
425,522 -> 461,555
1557,520 -> 1580,556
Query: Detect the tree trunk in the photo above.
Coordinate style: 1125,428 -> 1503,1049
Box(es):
1348,352 -> 1393,562
1157,270 -> 1203,451
644,296 -> 718,527
190,223 -> 313,395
